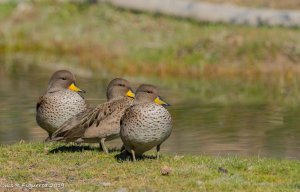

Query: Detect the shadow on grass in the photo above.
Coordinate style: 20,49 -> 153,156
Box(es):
114,150 -> 157,162
49,145 -> 97,153
49,144 -> 123,154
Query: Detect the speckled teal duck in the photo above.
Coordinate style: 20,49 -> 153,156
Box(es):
51,78 -> 135,153
120,84 -> 172,161
36,70 -> 87,139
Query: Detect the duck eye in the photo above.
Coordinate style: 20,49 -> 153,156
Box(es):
118,84 -> 125,87
146,91 -> 152,94
61,77 -> 67,80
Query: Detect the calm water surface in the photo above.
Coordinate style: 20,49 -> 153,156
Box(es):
0,63 -> 299,159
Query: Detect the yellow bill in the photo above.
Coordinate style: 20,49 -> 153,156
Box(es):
126,89 -> 135,98
154,96 -> 170,106
68,83 -> 85,93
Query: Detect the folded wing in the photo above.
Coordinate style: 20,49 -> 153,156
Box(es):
51,99 -> 123,141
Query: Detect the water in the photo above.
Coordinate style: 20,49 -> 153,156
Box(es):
169,104 -> 300,159
0,61 -> 299,160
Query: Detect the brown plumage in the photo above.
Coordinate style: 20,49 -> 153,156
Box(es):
120,84 -> 172,161
51,78 -> 135,153
36,70 -> 87,139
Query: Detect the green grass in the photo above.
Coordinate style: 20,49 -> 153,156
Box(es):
1,1 -> 300,106
0,143 -> 299,191
1,1 -> 300,78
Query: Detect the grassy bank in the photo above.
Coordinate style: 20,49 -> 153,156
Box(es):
1,1 -> 300,79
0,143 -> 299,191
1,1 -> 300,106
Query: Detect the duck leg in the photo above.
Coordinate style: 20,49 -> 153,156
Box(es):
44,133 -> 52,142
120,145 -> 125,152
156,145 -> 161,160
100,138 -> 109,154
131,149 -> 136,162
98,143 -> 102,151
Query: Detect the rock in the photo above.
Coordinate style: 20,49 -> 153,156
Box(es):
161,166 -> 172,176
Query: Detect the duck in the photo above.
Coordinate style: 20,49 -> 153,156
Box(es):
120,84 -> 172,161
51,78 -> 135,154
36,70 -> 87,139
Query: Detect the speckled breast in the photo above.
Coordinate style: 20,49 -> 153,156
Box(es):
36,90 -> 87,134
120,103 -> 172,154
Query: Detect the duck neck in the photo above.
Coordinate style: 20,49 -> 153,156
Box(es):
46,86 -> 64,93
134,94 -> 154,105
107,95 -> 124,101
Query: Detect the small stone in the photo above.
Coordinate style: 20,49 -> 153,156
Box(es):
161,166 -> 172,176
99,182 -> 112,187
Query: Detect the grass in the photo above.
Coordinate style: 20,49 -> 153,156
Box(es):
0,3 -> 299,191
1,1 -> 300,78
0,142 -> 299,191
1,1 -> 300,106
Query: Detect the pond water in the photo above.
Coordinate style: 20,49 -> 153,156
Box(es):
0,59 -> 299,160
